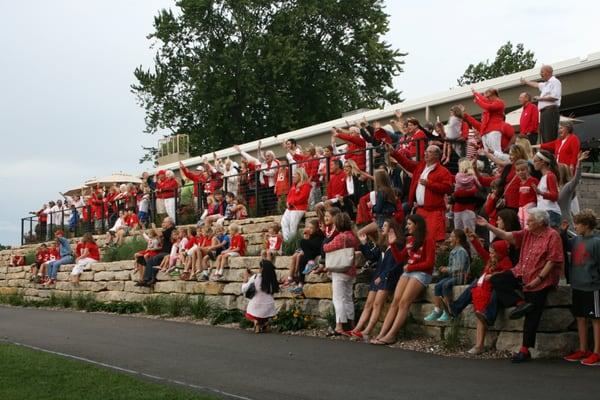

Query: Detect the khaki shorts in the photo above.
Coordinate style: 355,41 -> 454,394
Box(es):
155,198 -> 166,214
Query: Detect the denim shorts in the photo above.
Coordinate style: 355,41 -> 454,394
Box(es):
403,271 -> 432,287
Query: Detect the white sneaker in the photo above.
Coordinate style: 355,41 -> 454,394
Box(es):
467,346 -> 483,355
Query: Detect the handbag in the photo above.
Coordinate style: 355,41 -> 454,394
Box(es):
244,276 -> 257,299
325,234 -> 355,273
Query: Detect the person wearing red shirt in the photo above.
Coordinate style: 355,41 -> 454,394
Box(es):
482,209 -> 564,363
274,160 -> 290,198
471,88 -> 505,156
157,170 -> 179,221
537,121 -> 580,174
390,144 -> 453,242
29,244 -> 48,283
333,127 -> 367,171
396,118 -> 427,161
70,233 -> 100,284
519,92 -> 539,145
281,168 -> 312,241
124,209 -> 139,231
179,161 -> 206,206
515,159 -> 539,227
372,214 -> 435,345
314,159 -> 347,223
213,223 -> 246,278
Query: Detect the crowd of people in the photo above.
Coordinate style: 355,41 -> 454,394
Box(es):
23,65 -> 600,365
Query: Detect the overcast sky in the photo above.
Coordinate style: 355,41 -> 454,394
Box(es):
1,0 -> 599,246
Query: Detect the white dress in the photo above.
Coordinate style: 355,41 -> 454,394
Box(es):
242,275 -> 276,318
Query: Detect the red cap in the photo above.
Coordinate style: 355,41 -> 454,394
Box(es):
157,170 -> 166,176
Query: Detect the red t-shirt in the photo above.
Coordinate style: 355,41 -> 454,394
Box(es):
229,233 -> 246,256
518,177 -> 539,207
82,242 -> 100,261
124,214 -> 139,228
326,170 -> 347,199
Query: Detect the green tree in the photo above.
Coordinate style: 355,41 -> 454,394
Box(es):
0,244 -> 11,251
457,42 -> 536,86
132,0 -> 405,163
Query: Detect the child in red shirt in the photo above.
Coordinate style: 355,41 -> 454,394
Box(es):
515,160 -> 539,227
29,244 -> 48,283
264,223 -> 283,257
214,224 -> 245,278
71,233 -> 100,284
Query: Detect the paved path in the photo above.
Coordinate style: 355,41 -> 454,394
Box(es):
1,306 -> 598,400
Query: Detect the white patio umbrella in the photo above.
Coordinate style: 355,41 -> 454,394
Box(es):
84,173 -> 142,187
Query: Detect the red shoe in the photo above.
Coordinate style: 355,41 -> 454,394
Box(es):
350,330 -> 363,339
581,353 -> 600,366
564,350 -> 592,362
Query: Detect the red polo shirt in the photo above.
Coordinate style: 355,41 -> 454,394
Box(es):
326,169 -> 347,199
519,102 -> 539,135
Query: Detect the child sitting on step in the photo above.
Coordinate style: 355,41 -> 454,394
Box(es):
213,223 -> 245,279
264,222 -> 283,258
134,228 -> 161,282
199,226 -> 229,281
70,233 -> 100,284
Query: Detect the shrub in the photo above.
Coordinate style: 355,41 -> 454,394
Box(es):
57,293 -> 73,308
102,301 -> 144,314
165,295 -> 191,317
442,318 -> 464,350
282,229 -> 302,256
209,306 -> 243,325
102,237 -> 147,262
73,293 -> 96,311
0,291 -> 26,306
189,295 -> 212,319
142,295 -> 167,315
24,250 -> 37,265
272,304 -> 313,332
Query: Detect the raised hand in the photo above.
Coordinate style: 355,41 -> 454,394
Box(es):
388,229 -> 397,245
475,216 -> 488,227
358,232 -> 368,244
579,150 -> 590,162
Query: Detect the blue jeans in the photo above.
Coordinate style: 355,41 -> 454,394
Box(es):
450,281 -> 498,323
47,255 -> 74,279
434,277 -> 458,297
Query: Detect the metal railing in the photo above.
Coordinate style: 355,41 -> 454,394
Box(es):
20,136 -> 467,245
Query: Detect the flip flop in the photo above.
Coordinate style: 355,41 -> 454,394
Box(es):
370,338 -> 394,346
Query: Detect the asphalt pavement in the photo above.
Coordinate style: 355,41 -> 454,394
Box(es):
1,306 -> 598,400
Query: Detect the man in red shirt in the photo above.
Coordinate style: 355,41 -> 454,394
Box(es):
391,144 -> 454,242
537,121 -> 581,174
481,209 -> 564,363
519,92 -> 539,145
334,127 -> 367,171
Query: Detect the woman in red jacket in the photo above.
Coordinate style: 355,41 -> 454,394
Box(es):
371,214 -> 435,345
536,121 -> 580,174
281,168 -> 312,241
158,170 -> 180,222
471,87 -> 505,155
333,126 -> 367,171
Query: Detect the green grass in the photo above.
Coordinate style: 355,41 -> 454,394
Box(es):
0,343 -> 215,400
101,237 -> 148,262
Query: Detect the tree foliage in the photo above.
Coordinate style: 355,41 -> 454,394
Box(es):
457,42 -> 536,86
132,0 -> 405,162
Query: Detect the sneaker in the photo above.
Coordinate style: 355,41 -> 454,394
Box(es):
436,311 -> 451,322
510,351 -> 532,363
302,260 -> 316,275
581,353 -> 600,366
424,309 -> 442,322
467,346 -> 483,355
509,302 -> 534,320
199,272 -> 209,281
564,350 -> 592,362
289,286 -> 304,295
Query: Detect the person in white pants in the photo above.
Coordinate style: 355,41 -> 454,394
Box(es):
322,213 -> 359,334
70,233 -> 100,284
281,168 -> 312,241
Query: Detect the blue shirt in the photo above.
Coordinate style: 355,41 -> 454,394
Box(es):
57,236 -> 72,257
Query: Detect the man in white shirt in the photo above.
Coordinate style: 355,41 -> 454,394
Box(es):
520,65 -> 561,144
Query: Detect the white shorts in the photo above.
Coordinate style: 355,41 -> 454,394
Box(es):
71,258 -> 98,275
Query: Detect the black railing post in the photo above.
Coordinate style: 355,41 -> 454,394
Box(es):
416,139 -> 421,162
224,176 -> 228,195
29,218 -> 33,243
368,146 -> 374,176
150,190 -> 157,226
287,163 -> 293,188
254,170 -> 260,217
87,205 -> 93,233
49,212 -> 53,241
61,208 -> 65,233
21,218 -> 25,245
174,190 -> 179,226
325,157 -> 331,183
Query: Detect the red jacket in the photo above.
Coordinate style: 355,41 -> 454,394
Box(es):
404,130 -> 427,160
473,93 -> 505,135
518,177 -> 539,207
293,154 -> 319,182
326,170 -> 347,199
500,122 -> 515,151
180,165 -> 204,197
156,178 -> 179,199
286,182 -> 312,211
391,235 -> 435,274
541,134 -> 580,170
519,102 -> 539,135
336,133 -> 366,171
390,150 -> 453,211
